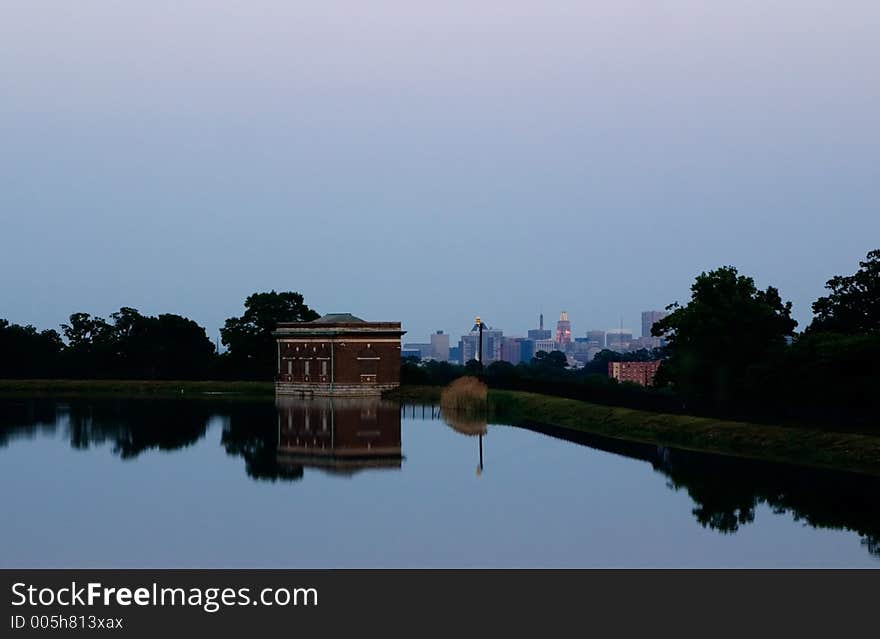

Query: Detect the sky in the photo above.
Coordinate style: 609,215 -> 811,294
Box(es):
1,1 -> 878,344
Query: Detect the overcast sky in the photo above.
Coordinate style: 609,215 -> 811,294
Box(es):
2,1 -> 878,343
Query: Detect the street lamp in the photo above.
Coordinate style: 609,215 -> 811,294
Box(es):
475,316 -> 483,375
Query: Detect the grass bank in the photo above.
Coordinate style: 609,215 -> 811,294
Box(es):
0,379 -> 275,398
390,385 -> 880,475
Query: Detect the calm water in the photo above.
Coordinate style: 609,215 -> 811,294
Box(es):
1,396 -> 878,567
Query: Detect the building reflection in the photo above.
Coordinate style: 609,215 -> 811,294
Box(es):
276,397 -> 402,475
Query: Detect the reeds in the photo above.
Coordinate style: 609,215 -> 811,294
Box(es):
440,377 -> 489,435
440,376 -> 488,411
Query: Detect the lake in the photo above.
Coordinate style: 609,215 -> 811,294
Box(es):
1,395 -> 878,567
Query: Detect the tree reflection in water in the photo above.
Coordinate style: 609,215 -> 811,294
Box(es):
2,397 -> 879,558
0,396 -> 402,482
0,397 -> 212,458
517,419 -> 880,558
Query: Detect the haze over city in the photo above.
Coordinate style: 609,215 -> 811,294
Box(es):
2,2 -> 878,342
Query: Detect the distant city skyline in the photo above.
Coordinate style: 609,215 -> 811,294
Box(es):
405,309 -> 667,366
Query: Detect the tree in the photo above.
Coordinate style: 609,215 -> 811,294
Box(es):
220,291 -> 319,379
464,359 -> 483,375
484,360 -> 519,384
124,312 -> 216,379
57,308 -> 216,379
809,249 -> 880,334
0,319 -> 63,378
61,312 -> 112,349
582,349 -> 622,375
60,313 -> 114,377
530,350 -> 568,369
652,266 -> 797,404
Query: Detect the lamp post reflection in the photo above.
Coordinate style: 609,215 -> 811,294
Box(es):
441,406 -> 488,477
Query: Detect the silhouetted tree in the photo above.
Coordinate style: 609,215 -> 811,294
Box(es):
221,402 -> 304,481
809,248 -> 880,334
220,291 -> 319,380
530,350 -> 568,369
123,312 -> 216,379
484,360 -> 519,384
0,320 -> 63,378
652,266 -> 797,405
581,349 -> 622,375
60,313 -> 115,377
464,359 -> 483,375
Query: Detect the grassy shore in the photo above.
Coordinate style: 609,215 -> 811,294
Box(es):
389,385 -> 880,475
0,379 -> 275,398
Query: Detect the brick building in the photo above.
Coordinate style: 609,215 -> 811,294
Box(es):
274,313 -> 405,396
608,360 -> 662,387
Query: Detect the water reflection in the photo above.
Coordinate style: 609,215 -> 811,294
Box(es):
438,404 -> 487,476
512,419 -> 880,558
2,397 -> 880,559
0,397 -> 402,482
0,397 -> 213,458
275,397 -> 402,475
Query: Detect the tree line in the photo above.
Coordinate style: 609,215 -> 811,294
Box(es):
2,249 -> 878,425
0,291 -> 318,381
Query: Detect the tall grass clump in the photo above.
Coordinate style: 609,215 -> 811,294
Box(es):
440,377 -> 490,435
440,376 -> 488,412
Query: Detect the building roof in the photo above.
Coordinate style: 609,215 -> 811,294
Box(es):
274,312 -> 404,337
311,313 -> 366,324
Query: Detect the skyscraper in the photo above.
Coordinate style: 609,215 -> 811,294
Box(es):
586,330 -> 606,348
555,311 -> 572,347
527,314 -> 551,341
606,328 -> 634,352
641,310 -> 668,338
430,330 -> 450,361
459,321 -> 503,364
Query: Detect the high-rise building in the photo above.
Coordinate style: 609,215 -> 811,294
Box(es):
605,328 -> 634,352
533,339 -> 556,355
520,339 -> 536,363
483,327 -> 503,363
500,337 -> 526,364
527,314 -> 552,341
555,311 -> 572,347
586,330 -> 606,348
430,330 -> 450,361
634,336 -> 663,350
403,342 -> 432,359
459,321 -> 503,364
641,310 -> 669,338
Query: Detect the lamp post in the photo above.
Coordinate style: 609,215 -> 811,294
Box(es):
475,316 -> 484,375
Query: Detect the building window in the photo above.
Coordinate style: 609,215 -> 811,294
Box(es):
357,347 -> 379,382
321,360 -> 328,376
287,360 -> 293,375
304,360 -> 310,377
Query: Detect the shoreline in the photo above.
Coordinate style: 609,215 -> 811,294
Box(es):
0,379 -> 275,398
388,385 -> 880,476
